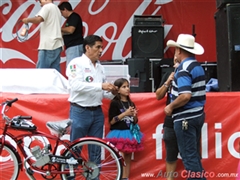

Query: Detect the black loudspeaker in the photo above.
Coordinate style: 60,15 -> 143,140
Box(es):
151,60 -> 161,91
133,15 -> 163,26
127,58 -> 151,92
131,26 -> 164,58
200,62 -> 217,83
215,3 -> 240,91
216,0 -> 240,9
158,58 -> 174,88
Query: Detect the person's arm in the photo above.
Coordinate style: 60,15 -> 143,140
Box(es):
61,26 -> 76,35
133,107 -> 138,124
22,16 -> 44,24
109,104 -> 136,125
164,93 -> 191,116
102,83 -> 118,94
101,66 -> 118,99
62,13 -> 80,35
156,72 -> 174,100
110,110 -> 128,125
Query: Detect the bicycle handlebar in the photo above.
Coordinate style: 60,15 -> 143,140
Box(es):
1,98 -> 18,116
1,98 -> 18,107
1,98 -> 36,129
16,116 -> 32,120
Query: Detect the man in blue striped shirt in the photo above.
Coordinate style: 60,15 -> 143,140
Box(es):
164,34 -> 206,180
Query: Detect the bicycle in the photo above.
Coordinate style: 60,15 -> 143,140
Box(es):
0,98 -> 123,180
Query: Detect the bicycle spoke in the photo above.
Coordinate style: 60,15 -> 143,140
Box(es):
60,139 -> 122,180
0,145 -> 19,180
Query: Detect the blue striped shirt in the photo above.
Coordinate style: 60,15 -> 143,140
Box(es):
171,57 -> 206,121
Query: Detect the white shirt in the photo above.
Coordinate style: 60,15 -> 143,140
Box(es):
66,54 -> 115,106
37,3 -> 63,50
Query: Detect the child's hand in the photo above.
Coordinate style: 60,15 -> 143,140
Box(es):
133,108 -> 138,117
125,106 -> 137,117
124,107 -> 132,116
132,108 -> 138,124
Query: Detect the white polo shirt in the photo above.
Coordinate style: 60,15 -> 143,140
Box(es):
66,54 -> 115,106
36,3 -> 63,50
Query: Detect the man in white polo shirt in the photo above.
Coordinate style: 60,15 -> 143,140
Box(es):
22,0 -> 63,72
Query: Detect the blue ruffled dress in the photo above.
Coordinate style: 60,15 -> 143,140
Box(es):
106,128 -> 144,153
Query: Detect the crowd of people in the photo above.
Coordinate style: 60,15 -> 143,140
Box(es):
22,1 -> 207,179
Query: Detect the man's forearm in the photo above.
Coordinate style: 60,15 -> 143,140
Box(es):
169,93 -> 191,110
22,16 -> 43,24
61,26 -> 75,35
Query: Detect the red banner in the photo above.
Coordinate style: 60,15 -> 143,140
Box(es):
1,1 -> 239,179
0,92 -> 239,179
1,0 -> 217,75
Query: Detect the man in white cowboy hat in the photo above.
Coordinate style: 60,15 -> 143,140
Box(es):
164,34 -> 206,180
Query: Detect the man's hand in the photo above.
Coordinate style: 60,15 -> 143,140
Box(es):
102,83 -> 118,94
167,72 -> 175,82
164,104 -> 173,116
22,18 -> 28,24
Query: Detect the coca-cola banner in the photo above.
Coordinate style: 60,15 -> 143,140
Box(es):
1,0 -> 217,75
0,92 -> 239,179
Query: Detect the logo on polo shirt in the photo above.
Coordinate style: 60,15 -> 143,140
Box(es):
85,68 -> 91,73
86,76 -> 93,82
70,64 -> 76,72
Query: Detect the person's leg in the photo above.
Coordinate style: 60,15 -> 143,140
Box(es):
37,47 -> 62,72
174,116 -> 206,180
66,46 -> 77,66
166,162 -> 177,180
122,152 -> 132,179
67,105 -> 93,179
78,44 -> 83,57
49,47 -> 62,72
69,105 -> 91,142
195,113 -> 205,170
87,107 -> 104,180
37,50 -> 51,68
197,113 -> 205,159
88,107 -> 104,138
163,127 -> 179,180
65,44 -> 83,67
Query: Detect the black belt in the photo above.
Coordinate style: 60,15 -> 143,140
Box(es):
71,103 -> 101,111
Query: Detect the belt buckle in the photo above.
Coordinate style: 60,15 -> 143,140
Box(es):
87,106 -> 98,111
88,107 -> 95,111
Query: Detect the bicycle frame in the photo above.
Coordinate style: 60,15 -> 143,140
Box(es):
0,124 -> 124,178
0,98 -> 125,179
1,123 -> 81,176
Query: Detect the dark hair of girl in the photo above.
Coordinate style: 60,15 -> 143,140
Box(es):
112,78 -> 134,106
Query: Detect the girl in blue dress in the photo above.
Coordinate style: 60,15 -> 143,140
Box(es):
105,78 -> 144,180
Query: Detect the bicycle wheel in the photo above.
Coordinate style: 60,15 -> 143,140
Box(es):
60,139 -> 122,180
0,143 -> 20,180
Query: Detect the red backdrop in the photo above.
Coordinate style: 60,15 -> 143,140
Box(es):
1,1 -> 239,179
0,92 -> 239,179
1,0 -> 217,76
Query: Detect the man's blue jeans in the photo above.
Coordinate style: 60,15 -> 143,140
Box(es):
174,113 -> 206,180
37,47 -> 62,72
65,44 -> 83,66
70,104 -> 103,173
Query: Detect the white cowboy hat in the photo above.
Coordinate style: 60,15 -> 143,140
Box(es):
167,34 -> 204,55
